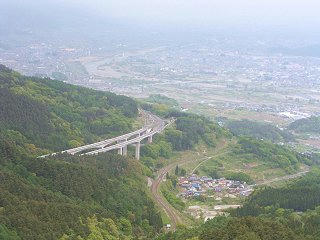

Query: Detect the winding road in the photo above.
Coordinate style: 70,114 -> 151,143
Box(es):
151,163 -> 183,231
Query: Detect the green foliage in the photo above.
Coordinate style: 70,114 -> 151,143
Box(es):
140,103 -> 170,117
0,224 -> 21,240
0,151 -> 163,239
233,137 -> 307,171
4,65 -> 317,240
309,152 -> 320,165
174,165 -> 186,176
139,109 -> 228,172
145,94 -> 179,107
289,116 -> 320,134
199,217 -> 299,240
141,103 -> 229,151
60,215 -> 137,240
158,208 -> 320,240
164,129 -> 185,151
161,189 -> 185,211
0,66 -> 161,240
156,216 -> 303,240
173,115 -> 219,150
204,168 -> 221,179
0,65 -> 137,151
230,197 -> 320,239
226,119 -> 295,143
161,175 -> 185,211
140,135 -> 173,169
226,172 -> 254,184
235,168 -> 320,216
163,111 -> 228,151
141,139 -> 172,160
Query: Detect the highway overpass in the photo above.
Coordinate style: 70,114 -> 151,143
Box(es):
39,110 -> 174,160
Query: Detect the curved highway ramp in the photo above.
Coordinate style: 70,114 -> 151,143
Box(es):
39,110 -> 174,160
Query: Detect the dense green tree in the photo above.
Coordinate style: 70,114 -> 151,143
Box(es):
226,119 -> 295,143
226,172 -> 254,184
0,225 -> 21,240
234,169 -> 320,216
0,65 -> 160,240
289,116 -> 320,134
233,137 -> 308,171
0,65 -> 137,151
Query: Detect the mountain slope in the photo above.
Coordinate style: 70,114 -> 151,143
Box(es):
0,66 -> 161,239
226,119 -> 295,143
0,64 -> 138,152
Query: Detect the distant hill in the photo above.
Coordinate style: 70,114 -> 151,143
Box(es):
288,116 -> 320,134
0,66 -> 161,239
226,119 -> 295,143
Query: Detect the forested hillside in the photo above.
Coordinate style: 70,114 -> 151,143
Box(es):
139,103 -> 229,170
1,66 -> 319,239
0,64 -> 137,152
0,66 -> 161,239
0,141 -> 162,239
156,169 -> 320,240
235,168 -> 320,215
233,137 -> 308,171
226,119 -> 295,143
288,116 -> 320,134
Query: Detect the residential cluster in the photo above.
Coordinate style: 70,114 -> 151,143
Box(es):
178,174 -> 253,199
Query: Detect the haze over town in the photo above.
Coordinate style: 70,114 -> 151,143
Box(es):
1,1 -> 320,238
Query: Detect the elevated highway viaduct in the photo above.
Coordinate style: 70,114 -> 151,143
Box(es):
39,110 -> 174,160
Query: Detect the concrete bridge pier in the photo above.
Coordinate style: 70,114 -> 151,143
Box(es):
135,142 -> 141,160
118,147 -> 123,155
122,145 -> 128,156
148,135 -> 153,144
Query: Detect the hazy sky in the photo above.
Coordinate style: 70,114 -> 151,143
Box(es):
70,0 -> 320,26
1,0 -> 319,38
2,0 -> 320,24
